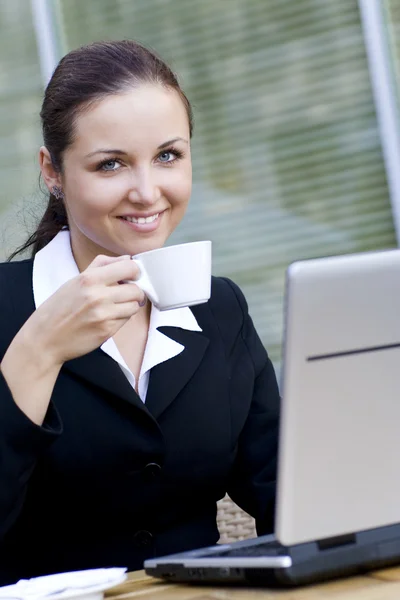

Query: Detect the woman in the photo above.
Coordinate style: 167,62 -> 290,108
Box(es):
0,40 -> 280,584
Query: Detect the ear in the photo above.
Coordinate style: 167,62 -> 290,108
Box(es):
39,146 -> 62,193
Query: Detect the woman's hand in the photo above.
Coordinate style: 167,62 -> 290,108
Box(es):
31,254 -> 146,366
0,254 -> 145,425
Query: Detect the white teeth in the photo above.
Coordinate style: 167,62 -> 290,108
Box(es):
123,213 -> 159,224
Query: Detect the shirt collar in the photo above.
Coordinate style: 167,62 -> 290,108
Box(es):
32,230 -> 202,370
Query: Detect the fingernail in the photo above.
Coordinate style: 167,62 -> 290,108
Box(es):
139,297 -> 147,307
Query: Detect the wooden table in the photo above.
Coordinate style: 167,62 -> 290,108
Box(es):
105,566 -> 400,599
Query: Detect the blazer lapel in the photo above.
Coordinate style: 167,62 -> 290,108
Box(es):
17,257 -> 207,419
63,349 -> 146,412
145,326 -> 209,419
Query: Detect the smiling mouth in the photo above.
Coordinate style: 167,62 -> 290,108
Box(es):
120,213 -> 160,224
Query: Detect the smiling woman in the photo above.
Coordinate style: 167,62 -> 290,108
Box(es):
0,40 -> 280,584
39,85 -> 192,270
11,41 -> 193,266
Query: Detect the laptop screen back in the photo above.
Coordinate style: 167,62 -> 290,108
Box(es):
275,249 -> 400,546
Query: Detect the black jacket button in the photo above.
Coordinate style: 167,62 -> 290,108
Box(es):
133,530 -> 153,547
143,462 -> 162,479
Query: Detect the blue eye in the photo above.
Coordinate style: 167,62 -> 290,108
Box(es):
158,151 -> 175,163
157,148 -> 184,164
99,159 -> 122,171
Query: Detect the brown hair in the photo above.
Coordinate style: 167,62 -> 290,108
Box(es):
9,39 -> 193,260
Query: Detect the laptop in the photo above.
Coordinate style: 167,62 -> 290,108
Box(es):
144,248 -> 400,586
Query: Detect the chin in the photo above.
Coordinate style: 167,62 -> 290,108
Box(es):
121,239 -> 167,257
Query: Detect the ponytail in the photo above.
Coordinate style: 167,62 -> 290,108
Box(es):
7,193 -> 68,261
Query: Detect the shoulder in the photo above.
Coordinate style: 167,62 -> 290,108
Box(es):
0,259 -> 34,349
0,258 -> 33,282
0,258 -> 34,302
191,275 -> 251,350
208,275 -> 249,324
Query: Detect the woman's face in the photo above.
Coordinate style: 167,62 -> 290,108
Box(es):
44,84 -> 192,269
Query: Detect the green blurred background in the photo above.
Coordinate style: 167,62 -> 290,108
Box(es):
0,0 -> 399,374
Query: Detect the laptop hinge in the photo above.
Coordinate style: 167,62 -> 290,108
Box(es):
317,533 -> 356,551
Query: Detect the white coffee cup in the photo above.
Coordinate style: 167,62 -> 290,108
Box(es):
129,241 -> 212,311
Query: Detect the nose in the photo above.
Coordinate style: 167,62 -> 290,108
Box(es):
127,166 -> 161,206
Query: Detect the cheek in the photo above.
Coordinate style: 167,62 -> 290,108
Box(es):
65,174 -> 124,215
175,180 -> 192,206
166,168 -> 192,207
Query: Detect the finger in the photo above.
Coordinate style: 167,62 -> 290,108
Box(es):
109,282 -> 146,305
83,258 -> 141,286
87,254 -> 131,270
112,301 -> 143,320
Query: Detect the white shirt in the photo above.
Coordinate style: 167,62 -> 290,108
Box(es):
32,230 -> 202,402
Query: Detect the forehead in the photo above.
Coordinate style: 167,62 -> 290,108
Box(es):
71,84 -> 190,152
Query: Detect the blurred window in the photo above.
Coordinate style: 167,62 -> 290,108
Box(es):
0,1 -> 43,259
1,0 -> 397,374
384,0 -> 400,109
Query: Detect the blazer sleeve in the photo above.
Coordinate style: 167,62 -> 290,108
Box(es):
0,264 -> 62,539
222,278 -> 281,536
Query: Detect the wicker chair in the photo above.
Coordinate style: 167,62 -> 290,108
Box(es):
216,494 -> 256,543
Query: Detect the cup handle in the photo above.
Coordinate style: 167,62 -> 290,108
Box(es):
131,259 -> 159,306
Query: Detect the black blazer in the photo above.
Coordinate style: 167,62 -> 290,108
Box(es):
0,259 -> 280,585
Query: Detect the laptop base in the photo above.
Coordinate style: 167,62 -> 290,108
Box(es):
144,523 -> 400,587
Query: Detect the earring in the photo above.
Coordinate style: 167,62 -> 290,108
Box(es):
52,185 -> 64,200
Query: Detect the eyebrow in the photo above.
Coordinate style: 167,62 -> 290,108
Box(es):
158,137 -> 188,149
85,137 -> 189,159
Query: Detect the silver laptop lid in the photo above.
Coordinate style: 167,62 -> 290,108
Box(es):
276,249 -> 400,546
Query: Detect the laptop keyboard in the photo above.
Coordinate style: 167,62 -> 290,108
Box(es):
203,540 -> 287,558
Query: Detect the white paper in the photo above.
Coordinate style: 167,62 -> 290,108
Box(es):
0,568 -> 127,600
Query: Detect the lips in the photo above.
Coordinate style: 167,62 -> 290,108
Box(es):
118,210 -> 165,233
120,213 -> 159,224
